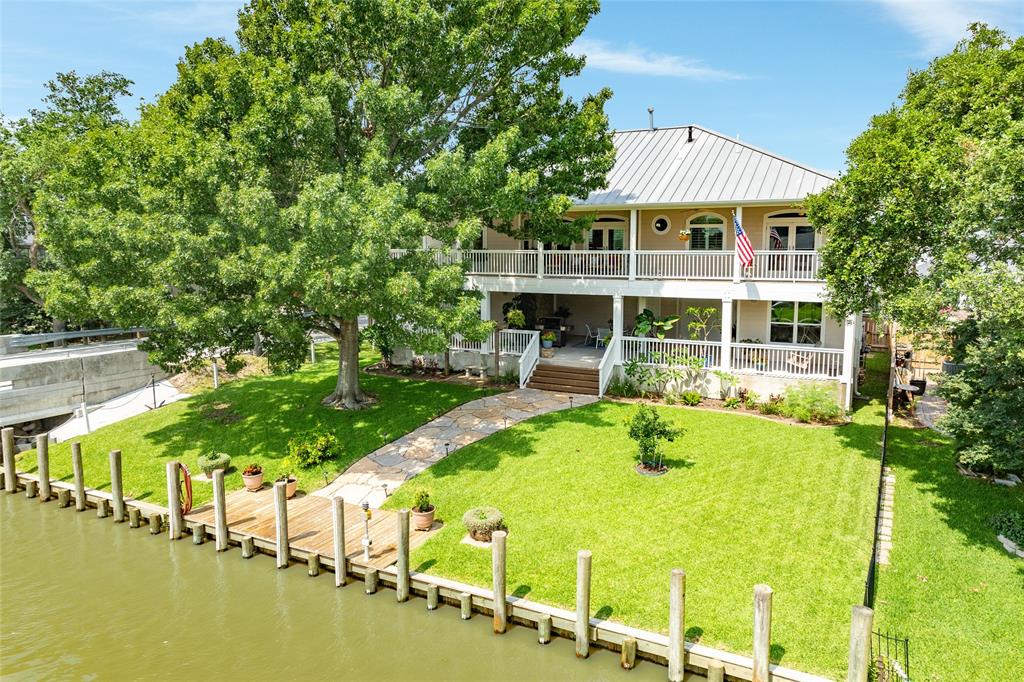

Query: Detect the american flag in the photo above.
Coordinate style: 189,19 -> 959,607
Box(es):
769,226 -> 785,250
734,215 -> 754,268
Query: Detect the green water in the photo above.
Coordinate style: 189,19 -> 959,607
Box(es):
0,493 -> 667,681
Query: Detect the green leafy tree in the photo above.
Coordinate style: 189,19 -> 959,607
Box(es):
1,71 -> 133,333
31,0 -> 614,408
626,404 -> 682,470
805,24 -> 1023,471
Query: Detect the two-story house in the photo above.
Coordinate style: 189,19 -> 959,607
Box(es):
395,124 -> 862,409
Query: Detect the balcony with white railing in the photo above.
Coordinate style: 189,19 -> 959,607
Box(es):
620,337 -> 722,368
635,251 -> 734,280
732,343 -> 844,379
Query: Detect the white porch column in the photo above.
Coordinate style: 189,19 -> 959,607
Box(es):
732,206 -> 743,284
720,296 -> 733,371
537,241 -> 545,279
480,291 -> 491,355
612,294 -> 624,363
628,209 -> 638,280
842,313 -> 857,410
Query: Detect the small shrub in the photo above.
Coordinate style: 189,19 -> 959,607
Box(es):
990,510 -> 1024,546
606,375 -> 640,398
723,396 -> 741,409
462,506 -> 505,541
505,308 -> 526,329
742,389 -> 760,410
626,404 -> 683,470
197,452 -> 231,476
679,390 -> 702,406
758,394 -> 786,416
242,463 -> 262,476
497,369 -> 519,386
413,489 -> 433,513
781,383 -> 843,423
287,428 -> 342,469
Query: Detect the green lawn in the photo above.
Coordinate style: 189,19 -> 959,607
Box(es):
874,403 -> 1024,680
17,344 -> 495,507
384,373 -> 885,677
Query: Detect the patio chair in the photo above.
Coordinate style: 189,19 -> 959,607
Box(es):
786,352 -> 811,371
584,324 -> 600,347
596,327 -> 611,349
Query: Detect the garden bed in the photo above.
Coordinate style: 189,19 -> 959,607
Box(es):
605,395 -> 847,427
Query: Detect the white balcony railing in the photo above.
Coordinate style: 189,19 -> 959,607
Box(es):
468,250 -> 537,276
449,333 -> 483,352
620,337 -> 722,369
748,251 -> 821,281
544,250 -> 628,278
497,329 -> 535,356
635,251 -> 733,280
732,343 -> 843,379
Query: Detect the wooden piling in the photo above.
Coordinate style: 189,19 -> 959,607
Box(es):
71,442 -> 86,511
575,549 -> 592,658
241,536 -> 255,558
109,450 -> 124,521
129,507 -> 141,528
847,605 -> 874,682
426,584 -> 439,610
753,584 -> 773,682
669,568 -> 686,682
620,637 -> 637,670
396,508 -> 410,602
57,489 -> 71,508
2,427 -> 16,493
538,614 -> 552,644
274,481 -> 289,568
492,529 -> 508,634
460,592 -> 472,620
148,512 -> 162,534
96,498 -> 109,518
365,568 -> 379,594
307,553 -> 320,576
25,479 -> 38,498
165,461 -> 182,539
707,659 -> 725,682
36,434 -> 51,501
191,522 -> 205,545
212,469 -> 228,552
332,496 -> 347,586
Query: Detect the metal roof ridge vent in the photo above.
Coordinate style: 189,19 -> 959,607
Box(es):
687,125 -> 694,142
647,107 -> 655,130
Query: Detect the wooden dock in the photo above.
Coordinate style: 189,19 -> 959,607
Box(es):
185,487 -> 438,570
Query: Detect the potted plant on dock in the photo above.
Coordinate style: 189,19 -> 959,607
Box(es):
277,458 -> 298,498
242,463 -> 264,491
412,488 -> 436,531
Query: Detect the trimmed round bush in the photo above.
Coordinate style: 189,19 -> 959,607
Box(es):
462,506 -> 505,541
197,452 -> 231,476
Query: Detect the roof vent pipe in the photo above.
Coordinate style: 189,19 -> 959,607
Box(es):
687,125 -> 694,142
648,107 -> 654,130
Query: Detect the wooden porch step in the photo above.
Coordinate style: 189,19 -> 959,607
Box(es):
527,365 -> 601,394
527,380 -> 600,395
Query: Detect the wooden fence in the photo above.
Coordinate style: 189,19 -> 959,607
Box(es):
2,429 -> 876,682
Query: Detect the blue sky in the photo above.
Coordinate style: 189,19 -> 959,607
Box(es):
2,1 -> 1021,173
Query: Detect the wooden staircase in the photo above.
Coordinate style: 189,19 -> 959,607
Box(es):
526,364 -> 600,395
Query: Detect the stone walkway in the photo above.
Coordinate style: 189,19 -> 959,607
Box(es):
876,466 -> 896,565
915,393 -> 948,432
313,388 -> 598,507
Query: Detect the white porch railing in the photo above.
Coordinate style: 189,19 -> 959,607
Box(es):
518,332 -> 540,388
449,333 -> 482,352
497,329 -> 535,356
468,250 -> 537,276
635,251 -> 733,280
748,251 -> 821,281
620,337 -> 722,369
732,343 -> 843,378
597,334 -> 619,397
544,251 -> 628,278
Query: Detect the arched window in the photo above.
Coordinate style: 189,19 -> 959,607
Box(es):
765,210 -> 816,251
651,215 -> 671,235
687,213 -> 725,251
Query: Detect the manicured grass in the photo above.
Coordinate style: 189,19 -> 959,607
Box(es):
874,400 -> 1024,680
17,344 -> 495,507
385,376 -> 885,677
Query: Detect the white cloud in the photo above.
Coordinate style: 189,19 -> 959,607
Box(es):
877,0 -> 1023,55
570,38 -> 745,81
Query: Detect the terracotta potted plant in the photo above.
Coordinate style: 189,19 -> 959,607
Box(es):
242,463 -> 264,491
412,489 -> 436,531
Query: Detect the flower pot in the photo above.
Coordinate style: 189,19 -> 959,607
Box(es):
242,472 -> 264,492
540,347 -> 554,359
285,477 -> 297,498
542,340 -> 553,349
412,505 -> 435,531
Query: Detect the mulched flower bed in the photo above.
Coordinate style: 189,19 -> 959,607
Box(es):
363,363 -> 513,390
605,395 -> 847,428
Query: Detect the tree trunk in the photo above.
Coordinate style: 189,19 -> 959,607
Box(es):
322,318 -> 369,409
52,319 -> 67,347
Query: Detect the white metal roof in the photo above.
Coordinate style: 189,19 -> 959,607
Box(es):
576,125 -> 834,208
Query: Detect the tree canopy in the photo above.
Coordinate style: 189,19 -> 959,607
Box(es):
30,0 -> 615,408
806,24 -> 1023,472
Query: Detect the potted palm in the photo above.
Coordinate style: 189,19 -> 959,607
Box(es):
242,463 -> 264,491
412,489 -> 436,531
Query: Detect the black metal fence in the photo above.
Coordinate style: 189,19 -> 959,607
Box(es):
872,629 -> 911,681
864,350 -> 895,607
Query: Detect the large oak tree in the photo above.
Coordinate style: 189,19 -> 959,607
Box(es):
32,0 -> 614,408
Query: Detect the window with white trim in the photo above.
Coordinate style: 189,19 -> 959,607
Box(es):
651,215 -> 671,235
688,213 -> 724,250
770,301 -> 822,344
766,211 -> 816,251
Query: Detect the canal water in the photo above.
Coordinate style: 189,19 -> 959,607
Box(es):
1,493 -> 668,681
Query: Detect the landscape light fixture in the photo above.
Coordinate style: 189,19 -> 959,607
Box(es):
569,396 -> 574,409
444,442 -> 450,457
361,501 -> 372,561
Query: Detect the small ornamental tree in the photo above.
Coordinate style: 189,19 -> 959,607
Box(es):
626,404 -> 683,472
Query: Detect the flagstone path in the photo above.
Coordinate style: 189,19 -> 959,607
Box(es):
915,393 -> 948,432
313,388 -> 598,508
